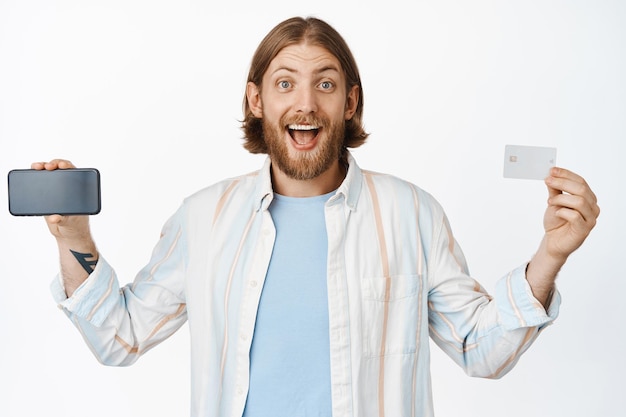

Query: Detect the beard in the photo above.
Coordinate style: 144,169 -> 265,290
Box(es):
262,114 -> 345,181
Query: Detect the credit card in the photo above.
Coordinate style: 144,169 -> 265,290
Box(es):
503,145 -> 557,180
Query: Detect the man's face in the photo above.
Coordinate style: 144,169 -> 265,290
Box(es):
247,43 -> 358,180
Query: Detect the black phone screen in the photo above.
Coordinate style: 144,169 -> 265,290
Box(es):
7,168 -> 101,216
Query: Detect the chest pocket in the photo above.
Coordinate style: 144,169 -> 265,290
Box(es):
361,274 -> 423,357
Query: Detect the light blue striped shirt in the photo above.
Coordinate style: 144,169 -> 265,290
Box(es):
51,152 -> 560,417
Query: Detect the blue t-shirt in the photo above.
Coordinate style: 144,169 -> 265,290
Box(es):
243,191 -> 334,417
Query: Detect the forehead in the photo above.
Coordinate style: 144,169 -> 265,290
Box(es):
266,42 -> 343,76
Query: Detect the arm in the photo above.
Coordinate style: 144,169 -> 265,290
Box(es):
32,159 -> 98,296
425,168 -> 598,378
424,194 -> 561,378
526,167 -> 600,307
38,159 -> 188,366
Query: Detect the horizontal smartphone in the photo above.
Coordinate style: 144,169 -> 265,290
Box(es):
503,144 -> 557,180
8,168 -> 101,216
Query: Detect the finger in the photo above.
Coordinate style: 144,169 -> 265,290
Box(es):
549,193 -> 599,224
57,159 -> 76,169
45,214 -> 64,224
546,168 -> 597,204
549,167 -> 585,183
43,159 -> 76,170
554,206 -> 596,236
30,161 -> 47,170
546,177 -> 598,203
545,167 -> 573,199
546,180 -> 562,199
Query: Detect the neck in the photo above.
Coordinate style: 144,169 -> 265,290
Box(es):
271,160 -> 346,197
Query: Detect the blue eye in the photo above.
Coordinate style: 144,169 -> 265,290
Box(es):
320,81 -> 333,90
279,80 -> 291,89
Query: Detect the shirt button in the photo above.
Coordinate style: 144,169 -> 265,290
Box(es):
237,387 -> 244,395
249,280 -> 258,288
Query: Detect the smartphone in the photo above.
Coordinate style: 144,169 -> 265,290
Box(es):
7,168 -> 101,216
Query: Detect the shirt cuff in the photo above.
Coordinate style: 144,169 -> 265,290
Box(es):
495,263 -> 561,331
49,256 -> 120,327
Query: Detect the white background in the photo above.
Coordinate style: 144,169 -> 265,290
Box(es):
1,1 -> 624,416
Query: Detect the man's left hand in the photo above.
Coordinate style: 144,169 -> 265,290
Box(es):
543,167 -> 600,262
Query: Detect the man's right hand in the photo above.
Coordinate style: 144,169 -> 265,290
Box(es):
32,159 -> 99,297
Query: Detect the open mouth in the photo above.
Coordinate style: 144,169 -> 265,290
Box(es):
288,124 -> 320,146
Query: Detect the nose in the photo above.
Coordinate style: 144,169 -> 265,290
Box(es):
294,85 -> 318,114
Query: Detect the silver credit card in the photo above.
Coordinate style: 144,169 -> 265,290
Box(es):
503,145 -> 557,180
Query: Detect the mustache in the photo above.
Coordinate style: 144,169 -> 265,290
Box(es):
280,114 -> 330,128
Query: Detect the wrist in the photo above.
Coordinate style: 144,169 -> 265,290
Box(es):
525,237 -> 566,307
535,236 -> 568,272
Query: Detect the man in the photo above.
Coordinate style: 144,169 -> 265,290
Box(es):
35,16 -> 599,417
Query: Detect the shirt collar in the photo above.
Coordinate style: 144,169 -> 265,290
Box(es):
253,151 -> 363,212
334,151 -> 362,211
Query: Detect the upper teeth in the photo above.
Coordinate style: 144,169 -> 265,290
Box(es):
289,124 -> 318,130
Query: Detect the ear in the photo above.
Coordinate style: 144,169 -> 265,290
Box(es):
344,84 -> 359,120
247,82 -> 263,118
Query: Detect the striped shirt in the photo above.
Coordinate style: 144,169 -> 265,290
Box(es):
51,152 -> 559,417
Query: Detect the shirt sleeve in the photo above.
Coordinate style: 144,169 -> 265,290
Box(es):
49,205 -> 189,366
494,263 -> 560,331
426,209 -> 560,379
50,256 -> 122,327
